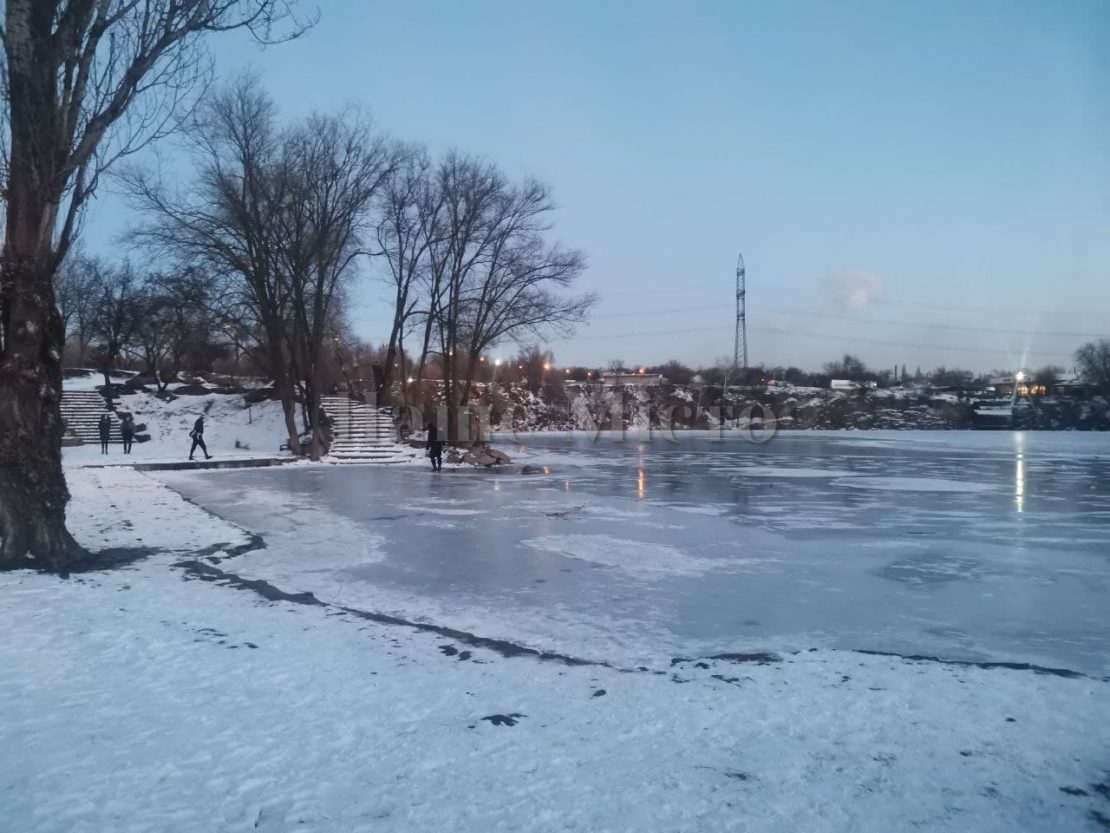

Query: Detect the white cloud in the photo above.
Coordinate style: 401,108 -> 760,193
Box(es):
822,270 -> 885,312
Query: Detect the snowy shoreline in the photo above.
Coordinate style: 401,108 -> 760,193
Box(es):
4,430 -> 1109,830
3,472 -> 1108,832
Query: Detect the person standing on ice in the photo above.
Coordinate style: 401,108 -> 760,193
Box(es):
425,422 -> 444,472
189,415 -> 212,461
120,414 -> 135,455
97,412 -> 111,454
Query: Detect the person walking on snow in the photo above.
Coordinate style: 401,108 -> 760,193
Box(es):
189,415 -> 212,461
120,413 -> 135,455
98,412 -> 111,454
426,422 -> 444,472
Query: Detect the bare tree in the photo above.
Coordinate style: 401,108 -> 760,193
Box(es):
131,267 -> 223,389
513,345 -> 556,395
130,286 -> 175,382
650,360 -> 695,385
132,81 -> 401,459
127,78 -> 305,454
375,149 -> 437,405
272,109 -> 402,458
0,1 -> 312,569
1031,364 -> 1065,397
55,251 -> 100,364
823,354 -> 870,381
414,153 -> 591,439
928,367 -> 975,388
87,259 -> 144,387
1076,340 -> 1110,394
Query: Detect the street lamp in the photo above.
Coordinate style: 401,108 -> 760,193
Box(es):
222,322 -> 241,375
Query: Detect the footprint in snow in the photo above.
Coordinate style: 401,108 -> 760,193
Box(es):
439,645 -> 472,661
481,713 -> 525,727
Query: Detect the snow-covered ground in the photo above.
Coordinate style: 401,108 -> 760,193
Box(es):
62,376 -> 423,466
62,368 -> 138,391
3,431 -> 1110,831
65,390 -> 292,467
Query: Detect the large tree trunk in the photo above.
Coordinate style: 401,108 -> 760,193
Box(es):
379,340 -> 397,407
263,328 -> 302,456
379,302 -> 408,407
0,256 -> 85,570
304,364 -> 326,461
0,7 -> 86,569
275,371 -> 302,456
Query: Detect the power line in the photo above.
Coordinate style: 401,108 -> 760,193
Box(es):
550,322 -> 1077,359
601,281 -> 721,297
584,299 -> 1107,339
555,325 -> 715,341
750,325 -> 1076,359
589,304 -> 727,320
750,303 -> 1109,339
871,297 -> 1109,319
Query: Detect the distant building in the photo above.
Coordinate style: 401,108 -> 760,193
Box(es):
830,379 -> 877,391
1051,374 -> 1096,398
988,374 -> 1029,398
989,373 -> 1093,399
601,372 -> 665,387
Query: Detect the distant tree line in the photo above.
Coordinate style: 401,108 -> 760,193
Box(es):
488,345 -> 1110,398
54,77 -> 593,456
56,257 -> 226,390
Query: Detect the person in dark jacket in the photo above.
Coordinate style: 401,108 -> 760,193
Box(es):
189,415 -> 212,461
98,413 -> 111,454
120,414 -> 135,455
425,422 -> 444,472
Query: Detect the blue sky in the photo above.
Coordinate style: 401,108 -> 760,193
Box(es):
91,0 -> 1110,373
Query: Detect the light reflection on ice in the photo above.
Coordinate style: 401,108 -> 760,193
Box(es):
158,430 -> 1110,674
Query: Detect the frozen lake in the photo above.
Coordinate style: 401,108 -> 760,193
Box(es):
158,430 -> 1110,675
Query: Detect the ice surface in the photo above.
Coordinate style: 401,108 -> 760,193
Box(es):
520,534 -> 720,578
155,430 -> 1110,676
3,430 -> 1110,831
711,464 -> 857,477
834,475 -> 997,492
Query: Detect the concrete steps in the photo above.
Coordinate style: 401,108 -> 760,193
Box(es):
61,391 -> 119,445
320,397 -> 408,463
